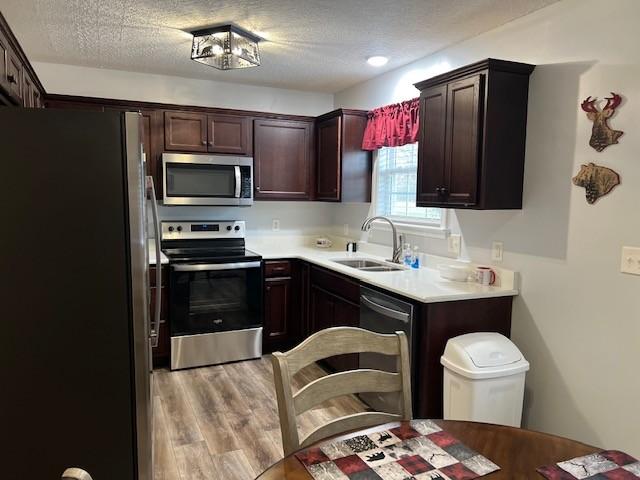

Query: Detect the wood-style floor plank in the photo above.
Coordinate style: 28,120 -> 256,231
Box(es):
153,355 -> 367,480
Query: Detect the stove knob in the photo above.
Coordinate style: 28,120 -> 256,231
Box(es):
177,226 -> 183,232
226,226 -> 232,231
234,225 -> 240,231
168,226 -> 174,232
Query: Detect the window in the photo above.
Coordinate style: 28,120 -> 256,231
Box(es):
374,143 -> 443,226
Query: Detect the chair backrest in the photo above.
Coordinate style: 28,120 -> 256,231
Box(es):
271,326 -> 412,455
62,468 -> 93,480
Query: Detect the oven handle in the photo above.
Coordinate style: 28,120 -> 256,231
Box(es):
172,261 -> 261,272
234,166 -> 241,198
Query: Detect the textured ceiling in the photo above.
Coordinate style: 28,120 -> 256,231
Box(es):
2,0 -> 559,93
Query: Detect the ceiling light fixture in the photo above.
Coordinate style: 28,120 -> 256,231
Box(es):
191,25 -> 261,70
367,56 -> 389,67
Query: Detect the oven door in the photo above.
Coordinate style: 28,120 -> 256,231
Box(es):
170,261 -> 262,337
162,154 -> 253,206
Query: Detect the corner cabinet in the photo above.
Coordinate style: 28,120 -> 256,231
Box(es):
253,118 -> 314,200
415,58 -> 534,209
315,109 -> 371,202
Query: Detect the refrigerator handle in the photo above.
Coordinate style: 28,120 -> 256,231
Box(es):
147,176 -> 161,348
62,468 -> 93,480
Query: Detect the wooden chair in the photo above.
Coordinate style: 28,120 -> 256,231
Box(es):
271,326 -> 412,455
61,468 -> 93,480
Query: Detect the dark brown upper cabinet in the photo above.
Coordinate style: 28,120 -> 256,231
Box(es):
207,114 -> 251,155
0,12 -> 45,107
315,109 -> 371,202
253,118 -> 313,200
164,111 -> 208,152
415,58 -> 534,209
164,111 -> 252,155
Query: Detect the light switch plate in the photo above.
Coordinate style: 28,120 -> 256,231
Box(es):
620,246 -> 640,275
448,234 -> 461,256
492,241 -> 504,262
272,219 -> 280,231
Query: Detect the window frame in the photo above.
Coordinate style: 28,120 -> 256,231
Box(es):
371,144 -> 449,239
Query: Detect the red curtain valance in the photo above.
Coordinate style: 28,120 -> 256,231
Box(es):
361,98 -> 420,151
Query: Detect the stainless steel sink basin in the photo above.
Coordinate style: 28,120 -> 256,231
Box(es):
332,258 -> 405,272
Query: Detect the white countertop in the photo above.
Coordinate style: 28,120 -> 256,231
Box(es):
246,238 -> 518,304
148,239 -> 169,265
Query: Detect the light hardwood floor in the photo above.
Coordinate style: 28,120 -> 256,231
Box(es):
153,356 -> 368,480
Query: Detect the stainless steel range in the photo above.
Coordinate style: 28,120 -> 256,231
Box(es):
161,220 -> 263,370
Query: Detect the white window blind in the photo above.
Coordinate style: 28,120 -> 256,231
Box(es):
375,143 -> 442,225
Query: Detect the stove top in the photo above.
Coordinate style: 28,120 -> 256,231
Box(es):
160,220 -> 261,264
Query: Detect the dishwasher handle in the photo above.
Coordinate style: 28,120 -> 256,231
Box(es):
360,294 -> 410,323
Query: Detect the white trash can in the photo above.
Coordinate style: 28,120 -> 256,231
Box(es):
441,332 -> 530,427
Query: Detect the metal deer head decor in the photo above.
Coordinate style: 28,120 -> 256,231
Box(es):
581,93 -> 624,152
572,162 -> 620,204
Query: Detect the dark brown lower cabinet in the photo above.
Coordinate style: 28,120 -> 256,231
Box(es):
264,277 -> 292,343
150,265 -> 170,367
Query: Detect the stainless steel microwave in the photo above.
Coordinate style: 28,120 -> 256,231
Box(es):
162,153 -> 253,206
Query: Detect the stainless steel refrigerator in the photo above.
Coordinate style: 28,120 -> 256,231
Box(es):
0,108 -> 160,479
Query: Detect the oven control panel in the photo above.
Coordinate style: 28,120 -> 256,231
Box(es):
161,221 -> 245,240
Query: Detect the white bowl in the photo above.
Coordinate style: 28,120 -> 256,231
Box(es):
438,264 -> 471,282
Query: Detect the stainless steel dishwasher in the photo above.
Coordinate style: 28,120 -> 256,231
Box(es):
359,286 -> 415,413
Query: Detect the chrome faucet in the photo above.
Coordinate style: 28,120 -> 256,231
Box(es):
361,216 -> 404,264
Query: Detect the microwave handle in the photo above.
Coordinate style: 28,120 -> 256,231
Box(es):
234,166 -> 241,198
147,176 -> 161,347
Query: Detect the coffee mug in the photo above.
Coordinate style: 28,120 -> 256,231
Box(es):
475,266 -> 496,285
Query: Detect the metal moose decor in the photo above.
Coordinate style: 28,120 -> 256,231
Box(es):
572,162 -> 620,204
581,93 -> 624,152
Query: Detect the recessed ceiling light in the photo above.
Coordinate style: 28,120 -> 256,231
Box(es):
367,56 -> 388,67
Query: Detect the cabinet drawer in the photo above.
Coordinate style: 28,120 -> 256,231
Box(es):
264,260 -> 291,278
310,266 -> 359,304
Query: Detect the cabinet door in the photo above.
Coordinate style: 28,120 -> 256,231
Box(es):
416,84 -> 447,205
309,285 -> 335,334
316,115 -> 341,201
207,114 -> 251,155
253,119 -> 313,200
22,74 -> 33,107
0,30 -> 7,92
6,48 -> 22,101
444,75 -> 483,206
164,111 -> 208,152
140,110 -> 163,199
264,277 -> 292,343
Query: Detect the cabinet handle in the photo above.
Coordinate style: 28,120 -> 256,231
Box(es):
201,140 -> 207,145
256,186 -> 261,191
208,141 -> 213,146
266,286 -> 271,291
7,74 -> 16,84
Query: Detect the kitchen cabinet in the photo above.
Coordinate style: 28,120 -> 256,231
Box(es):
150,265 -> 170,367
164,111 -> 252,155
254,118 -> 314,200
308,266 -> 360,371
315,109 -> 371,202
414,58 -> 534,209
0,12 -> 45,107
140,110 -> 163,199
164,111 -> 208,152
208,114 -> 251,155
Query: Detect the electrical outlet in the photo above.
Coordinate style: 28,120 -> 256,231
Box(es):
492,241 -> 504,262
343,223 -> 349,236
620,246 -> 640,275
448,234 -> 461,256
272,219 -> 280,231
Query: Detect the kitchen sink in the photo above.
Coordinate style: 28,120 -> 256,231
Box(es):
332,258 -> 405,272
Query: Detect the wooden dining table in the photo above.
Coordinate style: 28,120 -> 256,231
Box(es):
256,420 -> 600,479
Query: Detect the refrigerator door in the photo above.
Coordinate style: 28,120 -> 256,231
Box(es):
124,112 -> 153,480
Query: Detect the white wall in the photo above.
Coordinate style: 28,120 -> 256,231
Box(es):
33,62 -> 333,116
336,0 -> 640,455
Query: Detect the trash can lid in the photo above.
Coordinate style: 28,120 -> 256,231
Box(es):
440,332 -> 530,379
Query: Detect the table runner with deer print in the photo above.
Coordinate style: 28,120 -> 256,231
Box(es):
295,420 -> 500,480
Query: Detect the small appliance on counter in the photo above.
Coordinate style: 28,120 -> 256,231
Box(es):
161,220 -> 263,370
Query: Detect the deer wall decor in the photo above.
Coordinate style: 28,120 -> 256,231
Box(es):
581,93 -> 624,152
572,162 -> 620,204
